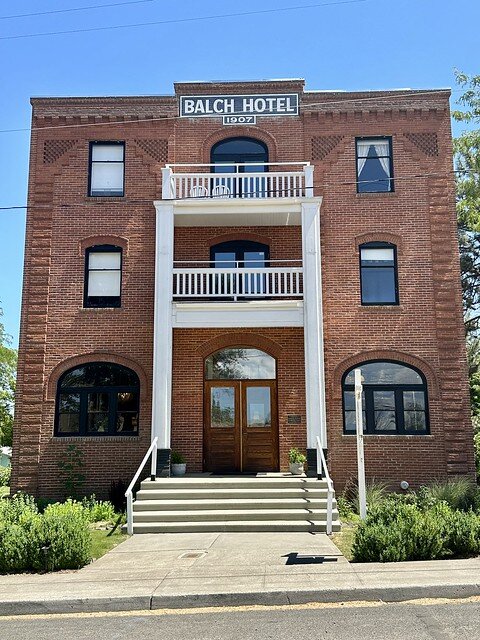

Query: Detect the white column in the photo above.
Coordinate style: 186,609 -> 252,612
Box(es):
152,202 -> 174,448
301,201 -> 327,449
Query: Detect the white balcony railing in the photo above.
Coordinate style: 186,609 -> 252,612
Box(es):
173,261 -> 303,301
162,163 -> 314,200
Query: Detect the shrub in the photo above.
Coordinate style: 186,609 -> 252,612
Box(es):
288,448 -> 306,464
345,478 -> 390,515
57,444 -> 86,499
0,466 -> 11,487
38,501 -> 91,571
81,495 -> 116,523
443,509 -> 480,558
474,431 -> 480,483
337,495 -> 357,522
171,451 -> 185,464
418,478 -> 477,511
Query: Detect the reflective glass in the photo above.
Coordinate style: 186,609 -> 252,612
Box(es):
210,387 -> 235,428
91,144 -> 124,161
60,363 -> 139,388
246,387 -> 271,428
88,251 -> 121,270
344,362 -> 422,385
206,348 -> 276,380
361,267 -> 396,304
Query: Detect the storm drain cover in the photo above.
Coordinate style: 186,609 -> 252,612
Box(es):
178,551 -> 207,559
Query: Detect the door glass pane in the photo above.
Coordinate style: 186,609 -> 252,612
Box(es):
213,252 -> 236,268
87,392 -> 110,433
210,387 -> 235,428
373,390 -> 396,431
246,386 -> 271,428
206,348 -> 276,380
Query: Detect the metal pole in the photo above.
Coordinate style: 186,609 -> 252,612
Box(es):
354,368 -> 367,519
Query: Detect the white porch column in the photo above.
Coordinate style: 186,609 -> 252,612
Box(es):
152,202 -> 174,449
301,201 -> 327,449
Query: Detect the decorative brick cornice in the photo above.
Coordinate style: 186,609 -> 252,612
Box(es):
196,332 -> 283,359
46,352 -> 148,401
354,231 -> 402,250
311,135 -> 344,161
331,350 -> 439,399
134,139 -> 168,163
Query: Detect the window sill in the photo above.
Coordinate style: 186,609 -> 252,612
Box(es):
79,306 -> 123,312
85,196 -> 125,202
356,192 -> 397,198
342,433 -> 433,439
51,435 -> 139,442
358,304 -> 404,311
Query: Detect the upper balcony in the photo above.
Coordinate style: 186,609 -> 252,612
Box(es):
161,163 -> 314,201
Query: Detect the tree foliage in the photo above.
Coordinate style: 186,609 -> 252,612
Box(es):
0,306 -> 17,447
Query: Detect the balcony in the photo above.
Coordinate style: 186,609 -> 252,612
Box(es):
162,163 -> 314,200
172,261 -> 303,301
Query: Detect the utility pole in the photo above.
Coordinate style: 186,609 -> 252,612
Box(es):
355,368 -> 367,519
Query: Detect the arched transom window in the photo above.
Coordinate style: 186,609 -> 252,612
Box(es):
205,348 -> 276,380
55,362 -> 139,436
342,361 -> 428,435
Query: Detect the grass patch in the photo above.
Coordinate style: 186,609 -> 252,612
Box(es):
90,525 -> 127,560
332,524 -> 357,561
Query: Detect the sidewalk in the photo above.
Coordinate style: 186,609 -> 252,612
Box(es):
0,533 -> 479,615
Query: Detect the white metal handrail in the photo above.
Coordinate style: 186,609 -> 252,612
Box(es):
173,266 -> 303,300
316,436 -> 333,535
125,437 -> 158,536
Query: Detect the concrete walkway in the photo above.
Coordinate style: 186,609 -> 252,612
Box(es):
0,533 -> 479,615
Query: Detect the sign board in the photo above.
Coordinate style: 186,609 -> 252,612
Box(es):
179,94 -> 299,120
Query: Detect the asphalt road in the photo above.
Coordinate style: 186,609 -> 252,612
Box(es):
0,599 -> 479,639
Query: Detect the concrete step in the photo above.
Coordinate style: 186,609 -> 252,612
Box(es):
139,477 -> 329,491
135,488 -> 330,501
132,508 -> 339,522
133,498 -> 336,511
131,520 -> 342,534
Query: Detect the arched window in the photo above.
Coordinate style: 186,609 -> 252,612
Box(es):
205,348 -> 276,380
55,362 -> 139,436
342,360 -> 428,435
211,137 -> 269,197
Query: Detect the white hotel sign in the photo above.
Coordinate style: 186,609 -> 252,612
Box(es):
179,93 -> 299,125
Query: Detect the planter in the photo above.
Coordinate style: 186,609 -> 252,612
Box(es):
289,462 -> 304,475
171,463 -> 186,477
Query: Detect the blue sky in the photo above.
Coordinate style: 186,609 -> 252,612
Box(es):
0,0 -> 478,345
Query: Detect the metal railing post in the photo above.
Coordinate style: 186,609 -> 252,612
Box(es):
150,439 -> 157,481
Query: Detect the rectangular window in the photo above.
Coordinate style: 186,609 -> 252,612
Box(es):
57,393 -> 81,434
343,390 -> 366,433
89,142 -> 125,196
85,246 -> 122,308
403,390 -> 427,432
356,137 -> 393,193
360,243 -> 398,305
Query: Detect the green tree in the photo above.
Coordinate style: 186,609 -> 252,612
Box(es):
453,72 -> 480,415
0,306 -> 17,447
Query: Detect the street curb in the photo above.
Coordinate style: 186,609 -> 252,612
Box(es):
1,584 -> 479,616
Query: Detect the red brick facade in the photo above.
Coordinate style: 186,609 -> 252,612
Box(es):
11,79 -> 475,498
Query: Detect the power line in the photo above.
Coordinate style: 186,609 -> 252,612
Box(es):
0,0 -> 368,41
0,169 -> 476,212
0,89 -> 459,135
0,0 -> 155,21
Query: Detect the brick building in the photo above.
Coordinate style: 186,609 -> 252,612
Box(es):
12,78 -> 475,502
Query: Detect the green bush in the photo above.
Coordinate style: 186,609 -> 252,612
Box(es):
352,498 -> 480,563
474,431 -> 480,483
81,495 -> 116,523
417,478 -> 477,511
0,466 -> 11,487
0,494 -> 91,573
39,501 -> 91,571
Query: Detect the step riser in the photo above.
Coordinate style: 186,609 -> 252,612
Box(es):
132,523 -> 342,533
133,500 -> 336,511
140,480 -> 329,491
132,510 -> 339,523
135,490 -> 329,501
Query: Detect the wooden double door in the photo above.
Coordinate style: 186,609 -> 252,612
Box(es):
204,380 -> 279,473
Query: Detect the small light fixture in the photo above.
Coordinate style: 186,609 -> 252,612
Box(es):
400,480 -> 409,491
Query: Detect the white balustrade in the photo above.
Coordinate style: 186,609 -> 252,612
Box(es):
173,264 -> 303,300
162,162 -> 313,200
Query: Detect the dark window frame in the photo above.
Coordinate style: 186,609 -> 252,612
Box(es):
359,241 -> 399,306
342,359 -> 430,436
210,240 -> 270,267
84,244 -> 122,308
88,141 -> 125,197
211,137 -> 269,197
54,362 -> 140,437
355,136 -> 394,193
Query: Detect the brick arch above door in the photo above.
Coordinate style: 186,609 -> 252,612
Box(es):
200,127 -> 278,164
196,332 -> 283,360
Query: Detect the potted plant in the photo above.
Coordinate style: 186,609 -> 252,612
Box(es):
170,451 -> 186,477
288,448 -> 307,475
